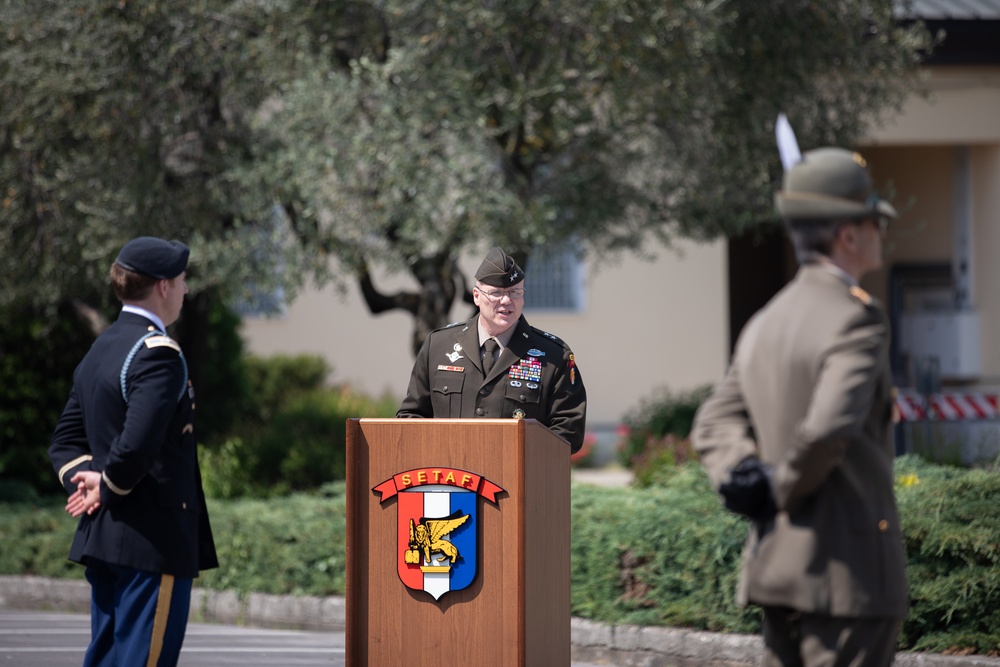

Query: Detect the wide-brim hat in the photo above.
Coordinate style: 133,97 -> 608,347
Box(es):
775,147 -> 897,223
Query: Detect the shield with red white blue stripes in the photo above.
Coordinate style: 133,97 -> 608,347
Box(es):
373,467 -> 504,601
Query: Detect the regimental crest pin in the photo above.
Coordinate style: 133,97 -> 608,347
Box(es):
374,467 -> 505,601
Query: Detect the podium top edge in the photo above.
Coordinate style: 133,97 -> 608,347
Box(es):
349,418 -> 539,425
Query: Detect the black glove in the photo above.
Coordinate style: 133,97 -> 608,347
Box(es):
719,457 -> 776,521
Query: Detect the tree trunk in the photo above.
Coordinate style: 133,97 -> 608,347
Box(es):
357,254 -> 475,356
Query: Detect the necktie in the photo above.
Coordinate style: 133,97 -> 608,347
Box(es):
483,338 -> 500,375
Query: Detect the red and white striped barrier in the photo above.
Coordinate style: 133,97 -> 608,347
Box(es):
894,391 -> 999,422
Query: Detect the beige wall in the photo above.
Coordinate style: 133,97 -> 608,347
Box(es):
241,240 -> 730,427
972,146 -> 1000,377
863,65 -> 1000,384
861,145 -> 955,303
872,67 -> 1000,145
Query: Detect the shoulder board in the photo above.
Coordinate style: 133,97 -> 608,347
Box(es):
529,326 -> 570,349
429,319 -> 470,335
848,285 -> 874,307
144,335 -> 181,352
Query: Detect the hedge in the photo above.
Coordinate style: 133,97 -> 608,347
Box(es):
1,456 -> 998,655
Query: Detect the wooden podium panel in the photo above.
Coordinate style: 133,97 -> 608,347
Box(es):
346,418 -> 570,667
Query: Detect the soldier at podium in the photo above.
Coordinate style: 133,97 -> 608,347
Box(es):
397,247 -> 587,452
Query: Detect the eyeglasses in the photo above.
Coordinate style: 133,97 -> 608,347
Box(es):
866,216 -> 890,234
476,286 -> 525,300
848,216 -> 890,235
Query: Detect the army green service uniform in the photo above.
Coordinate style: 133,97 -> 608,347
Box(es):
397,314 -> 587,452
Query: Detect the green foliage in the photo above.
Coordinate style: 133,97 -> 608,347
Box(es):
894,456 -> 1000,654
0,304 -> 95,495
630,437 -> 698,489
253,388 -> 395,493
0,489 -> 348,596
188,298 -> 251,445
199,353 -> 331,497
0,497 -> 83,580
0,0 -> 296,312
0,296 -> 251,496
242,355 -> 331,421
198,486 -> 349,597
616,385 -> 711,469
0,480 -> 42,505
571,464 -> 758,632
570,433 -> 598,469
6,458 -> 1000,653
199,354 -> 397,498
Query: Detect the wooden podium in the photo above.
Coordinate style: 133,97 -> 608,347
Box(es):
345,418 -> 571,667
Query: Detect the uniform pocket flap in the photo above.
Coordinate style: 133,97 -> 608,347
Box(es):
432,373 -> 465,395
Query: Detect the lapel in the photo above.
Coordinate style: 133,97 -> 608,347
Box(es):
454,318 -> 484,374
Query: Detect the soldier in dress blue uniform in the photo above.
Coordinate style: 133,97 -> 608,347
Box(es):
48,236 -> 218,667
397,247 -> 588,452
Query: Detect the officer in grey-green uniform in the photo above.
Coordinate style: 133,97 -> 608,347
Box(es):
397,247 -> 587,452
692,148 -> 908,667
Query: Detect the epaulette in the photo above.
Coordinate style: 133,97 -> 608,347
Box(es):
144,335 -> 182,352
429,320 -> 468,336
121,331 -> 188,404
529,326 -> 570,349
849,285 -> 875,307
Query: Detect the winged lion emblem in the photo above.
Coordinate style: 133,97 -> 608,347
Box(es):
406,510 -> 470,567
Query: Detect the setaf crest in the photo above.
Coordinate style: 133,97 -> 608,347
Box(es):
374,467 -> 504,601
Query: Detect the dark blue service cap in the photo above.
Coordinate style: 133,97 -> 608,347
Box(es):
115,236 -> 190,279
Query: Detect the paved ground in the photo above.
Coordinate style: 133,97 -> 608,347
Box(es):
571,465 -> 634,487
0,610 -> 627,667
0,610 -> 346,667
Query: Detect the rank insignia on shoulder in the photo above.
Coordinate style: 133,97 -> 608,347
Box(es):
849,285 -> 873,306
532,327 -> 567,347
144,335 -> 181,352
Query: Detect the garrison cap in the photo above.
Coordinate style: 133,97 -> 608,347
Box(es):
475,247 -> 524,287
115,236 -> 190,279
775,147 -> 897,224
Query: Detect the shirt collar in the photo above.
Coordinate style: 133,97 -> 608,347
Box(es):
815,258 -> 858,287
122,305 -> 166,333
477,318 -> 517,350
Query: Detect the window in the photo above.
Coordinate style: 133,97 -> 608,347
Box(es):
523,242 -> 586,312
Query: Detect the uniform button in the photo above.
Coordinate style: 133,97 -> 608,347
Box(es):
182,502 -> 188,510
878,519 -> 889,532
442,385 -> 448,391
475,408 -> 484,416
480,388 -> 489,395
519,394 -> 526,401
